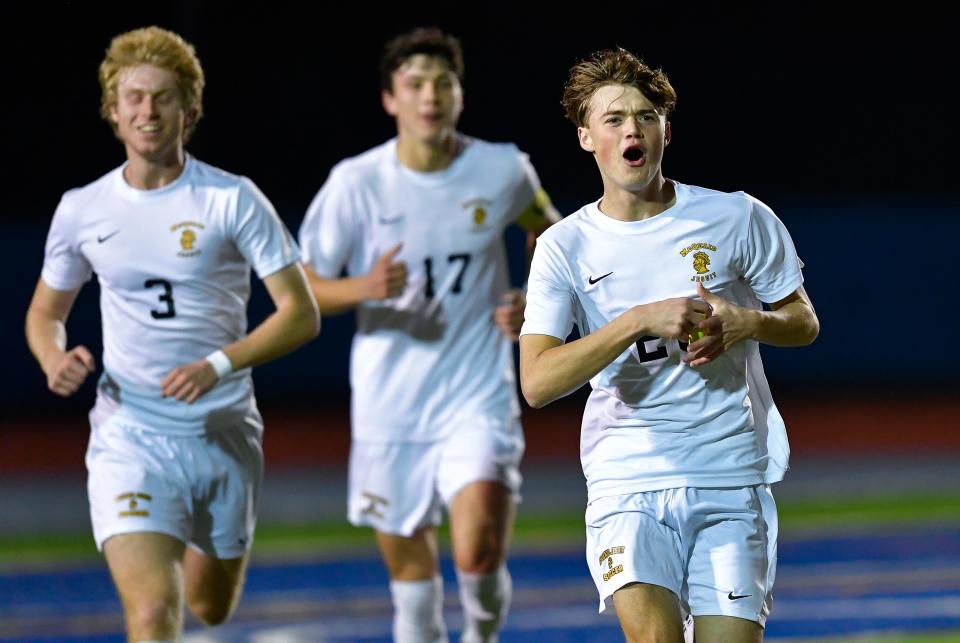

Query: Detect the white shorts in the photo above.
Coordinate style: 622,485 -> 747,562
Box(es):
86,412 -> 264,559
348,419 -> 524,536
585,485 -> 777,626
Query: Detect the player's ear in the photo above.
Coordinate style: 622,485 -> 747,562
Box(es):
382,88 -> 397,116
578,126 -> 595,153
184,104 -> 199,128
664,120 -> 672,146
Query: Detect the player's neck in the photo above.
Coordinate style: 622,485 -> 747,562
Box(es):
122,146 -> 187,190
395,132 -> 460,173
599,176 -> 675,222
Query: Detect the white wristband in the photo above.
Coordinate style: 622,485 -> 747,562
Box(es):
205,349 -> 233,379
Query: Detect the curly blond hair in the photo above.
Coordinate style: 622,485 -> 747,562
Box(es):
99,26 -> 205,142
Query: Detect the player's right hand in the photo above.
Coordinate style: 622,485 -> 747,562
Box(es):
365,243 -> 407,300
633,297 -> 712,340
44,346 -> 95,397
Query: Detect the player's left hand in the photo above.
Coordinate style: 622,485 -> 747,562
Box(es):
494,289 -> 526,342
161,359 -> 219,404
684,283 -> 754,368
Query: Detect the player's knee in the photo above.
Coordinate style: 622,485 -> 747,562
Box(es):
186,595 -> 235,626
455,550 -> 501,575
454,540 -> 504,575
126,595 -> 179,632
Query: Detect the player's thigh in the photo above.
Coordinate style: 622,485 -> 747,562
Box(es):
682,486 -> 774,626
376,527 -> 440,581
103,531 -> 186,606
612,582 -> 686,643
448,480 -> 515,573
585,493 -> 685,615
437,417 -> 523,512
183,546 -> 250,610
86,418 -> 193,549
694,614 -> 763,642
190,421 -> 263,559
348,440 -> 445,537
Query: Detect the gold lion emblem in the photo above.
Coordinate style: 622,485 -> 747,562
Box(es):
473,207 -> 487,225
692,250 -> 711,274
180,229 -> 197,251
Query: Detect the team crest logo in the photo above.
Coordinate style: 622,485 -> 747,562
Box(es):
171,221 -> 205,257
463,198 -> 492,229
692,251 -> 711,274
599,546 -> 625,581
116,491 -> 151,518
680,241 -> 718,283
180,229 -> 197,251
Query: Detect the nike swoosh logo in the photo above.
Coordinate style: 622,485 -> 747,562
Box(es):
97,230 -> 120,243
727,592 -> 751,600
588,272 -> 613,285
378,214 -> 404,224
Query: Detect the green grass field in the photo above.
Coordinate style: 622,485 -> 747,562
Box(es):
3,491 -> 958,567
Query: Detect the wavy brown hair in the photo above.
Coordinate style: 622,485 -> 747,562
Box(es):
561,48 -> 676,127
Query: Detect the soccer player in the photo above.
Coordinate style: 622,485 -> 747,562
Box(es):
519,49 -> 819,642
298,27 -> 558,643
25,26 -> 319,642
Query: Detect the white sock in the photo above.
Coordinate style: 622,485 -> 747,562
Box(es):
456,565 -> 511,643
389,576 -> 448,643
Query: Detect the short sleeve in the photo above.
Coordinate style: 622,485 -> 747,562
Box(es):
232,178 -> 300,279
520,235 -> 577,340
740,196 -> 804,303
298,168 -> 361,278
40,194 -> 94,291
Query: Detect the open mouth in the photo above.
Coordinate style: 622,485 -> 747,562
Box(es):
623,146 -> 645,166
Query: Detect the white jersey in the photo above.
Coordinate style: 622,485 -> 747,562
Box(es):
521,182 -> 804,501
42,155 -> 300,435
299,137 -> 541,442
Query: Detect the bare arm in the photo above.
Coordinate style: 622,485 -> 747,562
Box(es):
520,297 -> 712,408
25,279 -> 96,397
494,189 -> 562,342
685,284 -> 820,367
304,242 -> 407,316
161,262 -> 321,402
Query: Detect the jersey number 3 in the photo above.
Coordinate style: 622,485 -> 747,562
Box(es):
145,279 -> 176,319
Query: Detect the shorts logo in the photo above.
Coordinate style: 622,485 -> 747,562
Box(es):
116,492 -> 151,518
599,545 -> 625,582
680,242 -> 718,283
360,491 -> 389,519
171,221 -> 205,258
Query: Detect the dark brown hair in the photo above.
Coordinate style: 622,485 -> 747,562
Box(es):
380,27 -> 464,92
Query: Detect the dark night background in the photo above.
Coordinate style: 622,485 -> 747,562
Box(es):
2,3 -> 957,426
